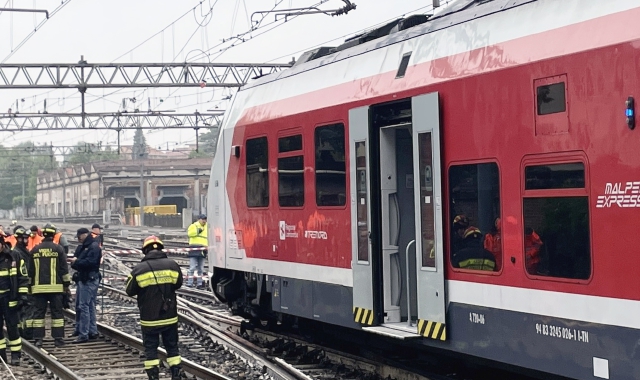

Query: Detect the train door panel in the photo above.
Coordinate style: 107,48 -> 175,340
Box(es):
349,106 -> 375,325
412,93 -> 447,340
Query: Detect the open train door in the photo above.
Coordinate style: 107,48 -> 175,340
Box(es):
349,106 -> 376,326
412,93 -> 447,341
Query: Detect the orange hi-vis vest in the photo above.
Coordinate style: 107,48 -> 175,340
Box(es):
53,232 -> 62,245
27,235 -> 43,251
5,235 -> 16,249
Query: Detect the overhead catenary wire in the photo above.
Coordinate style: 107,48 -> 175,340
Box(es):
1,0 -> 73,63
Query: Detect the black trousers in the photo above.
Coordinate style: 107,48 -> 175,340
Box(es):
142,323 -> 181,369
32,294 -> 64,339
19,294 -> 34,339
0,296 -> 21,355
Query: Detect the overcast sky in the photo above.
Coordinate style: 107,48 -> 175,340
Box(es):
0,0 -> 452,153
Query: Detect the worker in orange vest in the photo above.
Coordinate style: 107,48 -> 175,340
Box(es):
44,224 -> 70,254
483,218 -> 502,271
26,226 -> 43,251
91,224 -> 103,248
524,227 -> 544,275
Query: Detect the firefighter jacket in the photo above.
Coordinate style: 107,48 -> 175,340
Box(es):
0,246 -> 29,305
11,244 -> 31,295
29,239 -> 71,294
71,234 -> 101,282
187,222 -> 207,257
126,250 -> 182,328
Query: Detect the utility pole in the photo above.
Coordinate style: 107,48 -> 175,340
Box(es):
21,161 -> 25,220
62,162 -> 66,223
139,158 -> 145,227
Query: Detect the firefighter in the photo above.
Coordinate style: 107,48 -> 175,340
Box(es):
126,236 -> 183,380
0,231 -> 28,366
10,227 -> 32,339
29,224 -> 70,348
451,214 -> 469,254
452,227 -> 496,271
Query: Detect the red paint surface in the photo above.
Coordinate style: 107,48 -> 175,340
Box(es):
225,9 -> 640,300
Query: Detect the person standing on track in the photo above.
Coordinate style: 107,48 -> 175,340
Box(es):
0,231 -> 29,366
10,227 -> 33,340
126,236 -> 183,380
29,224 -> 70,348
69,228 -> 101,343
186,214 -> 208,289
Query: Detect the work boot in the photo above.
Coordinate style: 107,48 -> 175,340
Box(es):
10,352 -> 20,366
145,366 -> 160,380
34,339 -> 43,348
170,365 -> 184,380
54,338 -> 65,347
0,349 -> 7,364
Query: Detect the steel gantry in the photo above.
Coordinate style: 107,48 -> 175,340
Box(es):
0,59 -> 291,89
0,111 -> 223,131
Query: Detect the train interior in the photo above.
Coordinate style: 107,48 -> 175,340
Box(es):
352,93 -> 445,340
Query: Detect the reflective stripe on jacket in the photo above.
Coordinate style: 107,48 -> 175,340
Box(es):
187,222 -> 208,247
29,239 -> 71,294
0,247 -> 28,301
10,245 -> 31,295
125,250 -> 182,327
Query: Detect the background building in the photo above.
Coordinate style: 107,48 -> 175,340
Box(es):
36,158 -> 211,224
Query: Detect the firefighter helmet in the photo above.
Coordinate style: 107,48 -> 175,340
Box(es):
43,223 -> 57,236
453,214 -> 469,230
142,235 -> 164,252
13,227 -> 29,238
463,226 -> 482,240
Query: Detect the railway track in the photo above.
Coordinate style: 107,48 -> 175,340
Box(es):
16,310 -> 231,380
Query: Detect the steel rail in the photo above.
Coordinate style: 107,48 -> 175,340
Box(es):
62,308 -> 233,380
20,338 -> 81,380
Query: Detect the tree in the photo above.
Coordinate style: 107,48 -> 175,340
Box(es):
65,142 -> 120,165
0,142 -> 57,211
189,126 -> 219,158
132,128 -> 147,159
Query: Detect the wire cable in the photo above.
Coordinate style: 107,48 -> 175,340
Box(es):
2,0 -> 73,63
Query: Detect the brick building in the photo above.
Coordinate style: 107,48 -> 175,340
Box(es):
36,158 -> 211,219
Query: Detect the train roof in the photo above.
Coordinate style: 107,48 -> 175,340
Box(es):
243,0 -> 526,91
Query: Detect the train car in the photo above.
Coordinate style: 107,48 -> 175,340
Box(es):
207,0 -> 640,379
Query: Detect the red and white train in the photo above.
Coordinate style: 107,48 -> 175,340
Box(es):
207,0 -> 640,378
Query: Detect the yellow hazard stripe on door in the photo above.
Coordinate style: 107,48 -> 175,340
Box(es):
353,306 -> 374,325
417,319 -> 446,341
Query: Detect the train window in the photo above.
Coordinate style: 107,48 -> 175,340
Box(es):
246,137 -> 269,208
525,163 -> 585,190
536,82 -> 566,115
448,163 -> 501,272
355,141 -> 369,262
523,161 -> 590,280
522,197 -> 590,279
315,124 -> 346,206
278,155 -> 304,207
279,135 -> 303,153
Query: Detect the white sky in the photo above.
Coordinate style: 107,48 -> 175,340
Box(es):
0,0 -> 451,152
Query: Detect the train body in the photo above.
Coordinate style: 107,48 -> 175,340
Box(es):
207,0 -> 640,378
